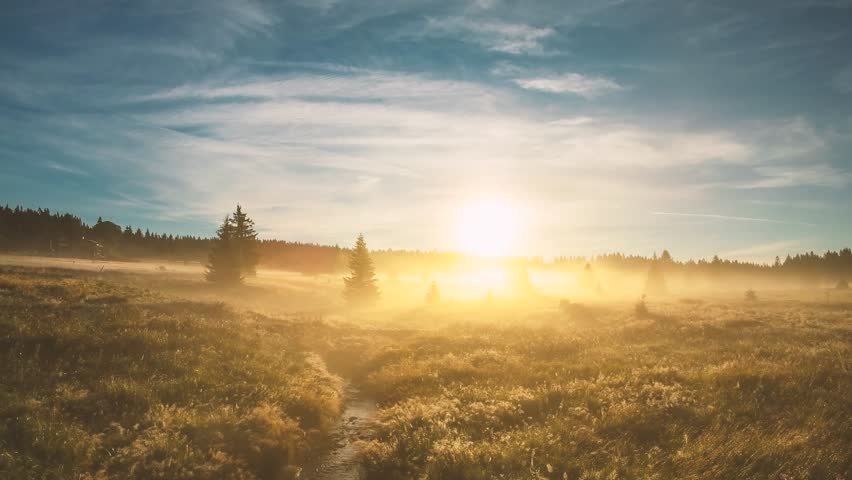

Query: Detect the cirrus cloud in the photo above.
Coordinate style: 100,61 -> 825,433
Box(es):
513,73 -> 624,97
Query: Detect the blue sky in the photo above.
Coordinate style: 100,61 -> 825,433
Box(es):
1,0 -> 851,261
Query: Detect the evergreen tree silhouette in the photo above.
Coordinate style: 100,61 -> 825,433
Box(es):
581,263 -> 595,291
205,215 -> 241,284
644,260 -> 667,295
343,234 -> 380,305
425,281 -> 441,305
231,204 -> 259,276
510,266 -> 535,297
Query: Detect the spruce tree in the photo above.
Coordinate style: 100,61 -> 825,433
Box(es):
205,215 -> 241,284
343,234 -> 380,305
231,204 -> 259,276
644,260 -> 667,295
425,281 -> 441,305
580,263 -> 595,291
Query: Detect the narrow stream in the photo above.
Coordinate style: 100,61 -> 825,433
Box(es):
301,385 -> 377,480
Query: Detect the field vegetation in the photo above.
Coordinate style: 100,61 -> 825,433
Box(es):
0,266 -> 342,479
345,299 -> 851,479
1,261 -> 850,480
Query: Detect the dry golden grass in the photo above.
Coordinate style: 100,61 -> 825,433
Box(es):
0,266 -> 342,479
1,261 -> 850,479
321,297 -> 852,479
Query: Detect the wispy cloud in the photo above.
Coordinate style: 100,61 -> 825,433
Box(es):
12,66 -> 778,249
749,117 -> 827,160
720,240 -> 802,259
544,117 -> 751,166
737,164 -> 851,189
134,71 -> 754,172
136,72 -> 496,107
685,15 -> 749,47
652,211 -> 815,226
43,160 -> 89,177
423,17 -> 554,54
513,73 -> 624,97
750,199 -> 828,209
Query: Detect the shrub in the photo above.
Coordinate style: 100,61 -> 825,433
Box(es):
644,263 -> 667,295
635,294 -> 649,316
745,289 -> 757,301
425,281 -> 441,305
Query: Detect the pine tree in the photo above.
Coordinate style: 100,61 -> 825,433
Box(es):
205,215 -> 241,284
510,266 -> 535,297
231,204 -> 259,276
343,234 -> 380,305
644,260 -> 667,295
425,281 -> 441,305
580,263 -> 595,291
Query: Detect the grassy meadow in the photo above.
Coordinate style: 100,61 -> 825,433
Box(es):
1,258 -> 850,479
349,300 -> 851,479
0,265 -> 342,479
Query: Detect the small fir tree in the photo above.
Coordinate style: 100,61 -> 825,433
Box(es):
510,266 -> 535,297
644,260 -> 667,295
425,281 -> 441,305
343,234 -> 380,305
580,263 -> 595,291
205,215 -> 241,284
635,294 -> 649,316
231,204 -> 259,277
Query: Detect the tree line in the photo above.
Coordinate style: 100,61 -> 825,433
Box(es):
0,205 -> 209,260
2,204 -> 851,282
0,205 -> 455,273
549,248 -> 852,281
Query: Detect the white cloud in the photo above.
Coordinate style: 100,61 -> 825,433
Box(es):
138,72 -> 497,108
685,15 -> 749,47
21,67 -> 842,250
748,116 -> 827,160
750,199 -> 827,209
652,211 -> 807,225
738,164 -> 851,189
423,17 -> 554,54
214,0 -> 277,37
107,71 -> 768,248
43,160 -> 89,176
137,98 -> 752,173
513,73 -> 624,97
544,117 -> 751,166
720,240 -> 802,259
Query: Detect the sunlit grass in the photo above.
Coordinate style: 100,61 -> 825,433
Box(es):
0,267 -> 342,479
317,297 -> 851,480
1,263 -> 850,480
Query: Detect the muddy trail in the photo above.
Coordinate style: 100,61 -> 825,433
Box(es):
301,383 -> 377,480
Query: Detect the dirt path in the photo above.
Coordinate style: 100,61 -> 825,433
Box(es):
301,383 -> 377,480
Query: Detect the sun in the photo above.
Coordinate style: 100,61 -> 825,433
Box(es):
456,196 -> 518,257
